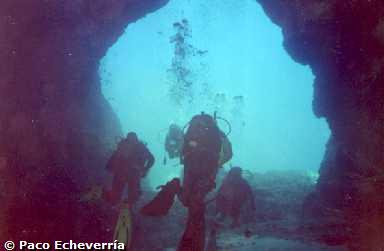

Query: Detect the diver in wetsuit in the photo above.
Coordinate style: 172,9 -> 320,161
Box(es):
141,112 -> 232,251
177,113 -> 224,251
165,123 -> 184,159
103,132 -> 154,206
215,166 -> 255,228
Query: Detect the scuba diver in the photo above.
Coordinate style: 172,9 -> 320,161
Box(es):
165,123 -> 184,159
215,166 -> 255,228
141,112 -> 232,251
178,113 -> 231,207
103,132 -> 155,206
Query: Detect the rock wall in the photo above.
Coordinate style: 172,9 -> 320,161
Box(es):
1,0 -> 384,249
256,1 -> 384,249
0,0 -> 169,241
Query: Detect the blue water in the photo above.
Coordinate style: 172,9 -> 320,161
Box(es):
99,0 -> 330,188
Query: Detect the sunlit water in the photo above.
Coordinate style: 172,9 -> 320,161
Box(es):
99,0 -> 330,188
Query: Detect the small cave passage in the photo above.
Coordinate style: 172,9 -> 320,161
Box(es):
99,0 -> 336,250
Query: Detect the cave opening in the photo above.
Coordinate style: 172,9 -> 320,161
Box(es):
99,0 -> 330,189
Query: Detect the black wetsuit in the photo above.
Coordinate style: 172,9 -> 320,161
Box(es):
105,138 -> 154,205
178,114 -> 223,251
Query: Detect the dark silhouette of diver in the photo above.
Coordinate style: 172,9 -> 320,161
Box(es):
165,123 -> 184,159
103,132 -> 154,206
141,112 -> 232,251
215,166 -> 255,228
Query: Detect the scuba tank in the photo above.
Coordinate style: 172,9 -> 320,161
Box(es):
181,111 -> 232,165
183,112 -> 222,159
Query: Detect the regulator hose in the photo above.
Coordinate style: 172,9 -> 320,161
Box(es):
216,116 -> 232,136
182,112 -> 232,136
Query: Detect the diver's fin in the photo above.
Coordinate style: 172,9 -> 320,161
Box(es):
140,178 -> 181,217
114,203 -> 133,249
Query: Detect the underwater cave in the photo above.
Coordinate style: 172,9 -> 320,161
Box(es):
2,0 -> 384,250
100,0 -> 330,188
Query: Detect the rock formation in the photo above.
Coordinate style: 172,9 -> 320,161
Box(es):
1,0 -> 384,249
0,0 -> 169,241
256,1 -> 384,249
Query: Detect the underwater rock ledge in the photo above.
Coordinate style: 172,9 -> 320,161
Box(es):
257,0 -> 384,249
0,0 -> 169,241
1,0 -> 384,250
